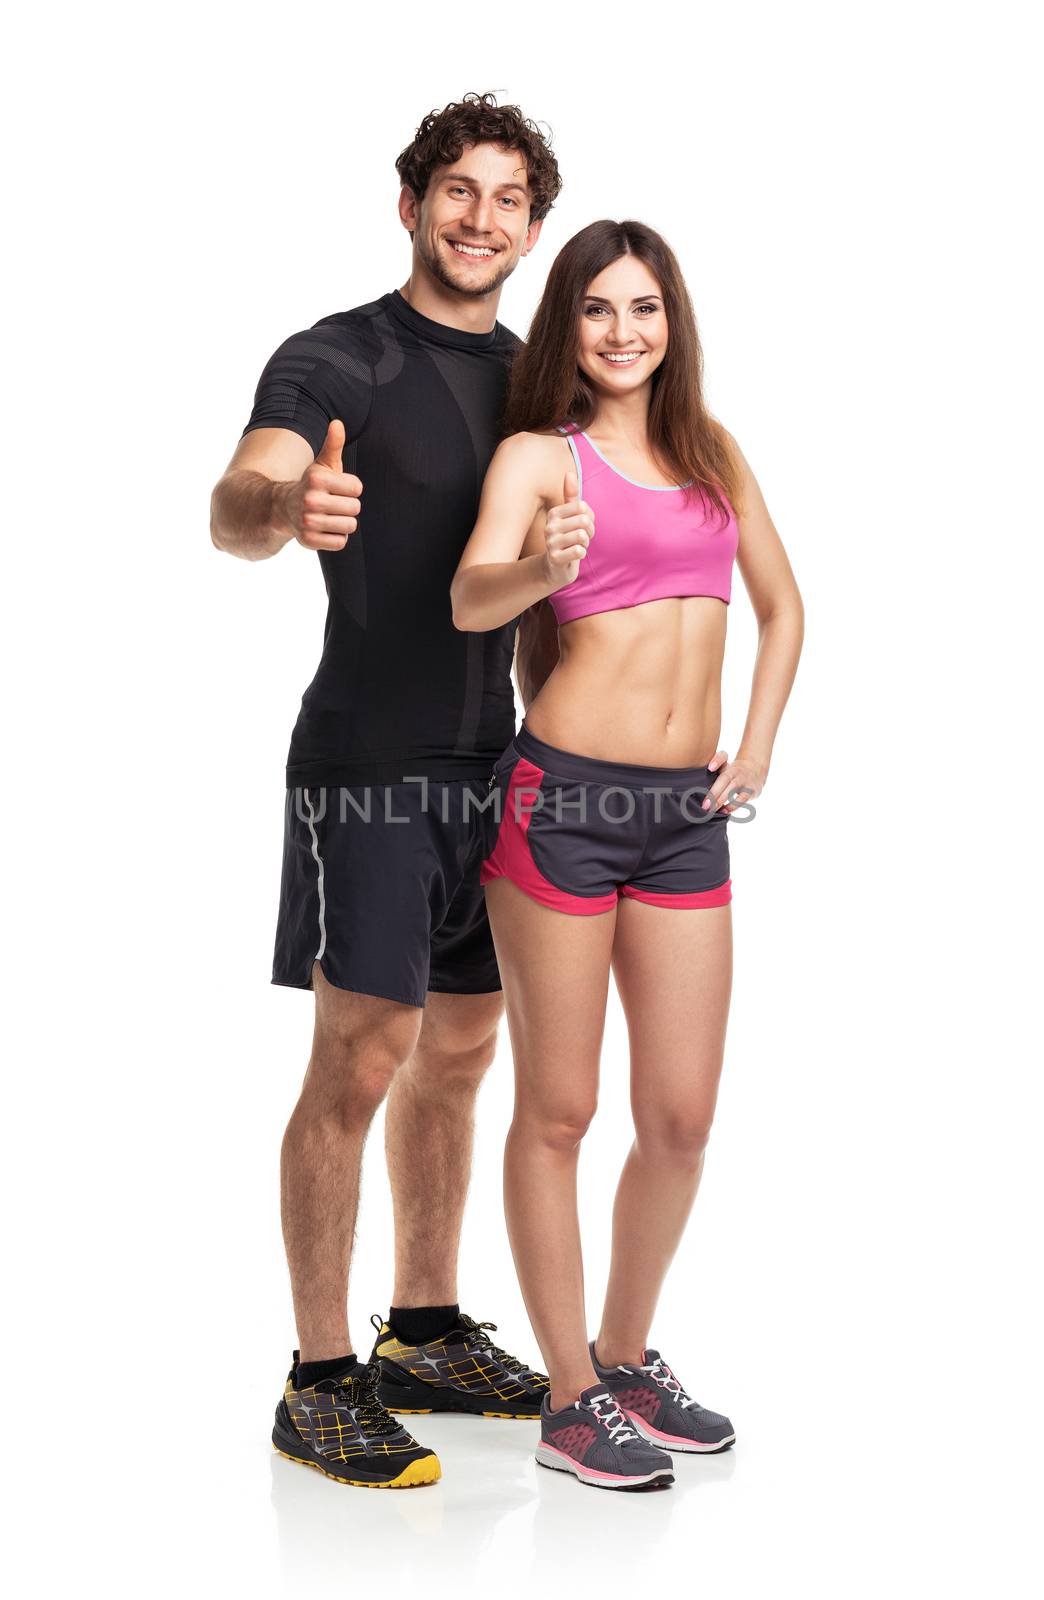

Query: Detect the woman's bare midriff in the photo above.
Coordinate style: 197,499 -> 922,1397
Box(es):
524,595 -> 728,766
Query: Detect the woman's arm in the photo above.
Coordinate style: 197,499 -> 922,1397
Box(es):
718,434 -> 805,798
451,434 -> 553,631
452,434 -> 593,632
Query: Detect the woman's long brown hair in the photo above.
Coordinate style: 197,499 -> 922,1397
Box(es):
504,219 -> 740,526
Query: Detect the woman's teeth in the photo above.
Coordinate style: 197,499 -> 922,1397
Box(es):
599,352 -> 643,364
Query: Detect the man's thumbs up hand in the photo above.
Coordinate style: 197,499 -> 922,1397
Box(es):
277,419 -> 364,552
315,419 -> 347,472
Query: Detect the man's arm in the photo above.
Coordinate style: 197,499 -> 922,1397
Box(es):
210,421 -> 362,562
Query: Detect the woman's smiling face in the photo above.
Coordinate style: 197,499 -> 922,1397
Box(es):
576,255 -> 669,396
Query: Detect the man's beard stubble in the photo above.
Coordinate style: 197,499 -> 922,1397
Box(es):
419,234 -> 516,300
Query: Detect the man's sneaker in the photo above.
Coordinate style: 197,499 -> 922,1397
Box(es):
369,1311 -> 550,1418
590,1341 -> 736,1454
536,1385 -> 675,1490
272,1353 -> 441,1488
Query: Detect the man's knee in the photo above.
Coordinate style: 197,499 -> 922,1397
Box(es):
304,978 -> 423,1120
411,992 -> 502,1084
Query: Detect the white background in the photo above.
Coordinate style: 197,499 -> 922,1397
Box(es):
4,2 -> 1041,1594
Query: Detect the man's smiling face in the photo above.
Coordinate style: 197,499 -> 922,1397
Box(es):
401,141 -> 542,299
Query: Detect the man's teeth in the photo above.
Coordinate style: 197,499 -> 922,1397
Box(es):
451,242 -> 496,258
600,352 -> 643,363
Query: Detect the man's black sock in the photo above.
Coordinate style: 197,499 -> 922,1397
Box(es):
389,1304 -> 461,1345
294,1352 -> 359,1389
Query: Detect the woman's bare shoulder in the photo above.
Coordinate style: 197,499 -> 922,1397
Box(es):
494,430 -> 573,496
715,422 -> 754,483
498,428 -> 572,455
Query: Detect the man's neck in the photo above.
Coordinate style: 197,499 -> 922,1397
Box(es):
398,261 -> 502,335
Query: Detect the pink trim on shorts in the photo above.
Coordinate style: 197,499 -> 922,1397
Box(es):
479,756 -> 617,916
620,879 -> 732,909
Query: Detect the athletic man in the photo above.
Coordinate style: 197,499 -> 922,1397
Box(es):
210,94 -> 563,1487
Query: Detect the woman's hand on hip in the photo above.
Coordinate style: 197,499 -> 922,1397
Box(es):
702,751 -> 766,814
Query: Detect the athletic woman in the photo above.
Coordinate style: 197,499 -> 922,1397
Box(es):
451,220 -> 803,1490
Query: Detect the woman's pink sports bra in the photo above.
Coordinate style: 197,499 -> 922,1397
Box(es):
546,423 -> 739,626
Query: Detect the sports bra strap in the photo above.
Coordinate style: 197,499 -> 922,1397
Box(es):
555,423 -> 585,492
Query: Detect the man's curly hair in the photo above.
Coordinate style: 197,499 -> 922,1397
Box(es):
395,92 -> 562,222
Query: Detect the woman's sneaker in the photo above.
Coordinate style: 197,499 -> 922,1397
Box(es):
536,1385 -> 675,1490
272,1354 -> 441,1488
589,1341 -> 735,1454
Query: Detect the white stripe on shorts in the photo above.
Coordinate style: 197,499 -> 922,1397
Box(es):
303,787 -> 328,964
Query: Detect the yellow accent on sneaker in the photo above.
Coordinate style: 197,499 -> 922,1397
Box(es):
272,1446 -> 441,1488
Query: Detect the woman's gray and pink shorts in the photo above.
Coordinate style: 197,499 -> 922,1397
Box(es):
480,723 -> 732,916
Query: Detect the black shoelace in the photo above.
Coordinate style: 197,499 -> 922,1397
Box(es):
315,1361 -> 399,1437
460,1315 -> 548,1382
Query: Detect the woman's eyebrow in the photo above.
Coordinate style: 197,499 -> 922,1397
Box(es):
583,294 -> 664,306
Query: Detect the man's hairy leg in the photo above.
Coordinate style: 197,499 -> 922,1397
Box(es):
280,964 -> 424,1361
385,991 -> 502,1307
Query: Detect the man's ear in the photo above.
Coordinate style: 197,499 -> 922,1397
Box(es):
521,217 -> 544,258
397,184 -> 419,237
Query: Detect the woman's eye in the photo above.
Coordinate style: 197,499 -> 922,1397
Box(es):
584,306 -> 608,317
635,304 -> 658,315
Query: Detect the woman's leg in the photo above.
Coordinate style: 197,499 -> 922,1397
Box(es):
595,896 -> 733,1366
485,876 -> 617,1410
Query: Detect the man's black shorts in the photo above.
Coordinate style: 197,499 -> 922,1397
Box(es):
273,781 -> 501,1009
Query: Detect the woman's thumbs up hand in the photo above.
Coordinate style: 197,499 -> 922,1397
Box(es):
542,468 -> 595,590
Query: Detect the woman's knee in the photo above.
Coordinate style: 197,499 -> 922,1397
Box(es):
512,1098 -> 598,1153
634,1107 -> 715,1164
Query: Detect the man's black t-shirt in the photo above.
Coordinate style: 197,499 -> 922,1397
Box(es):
242,289 -> 522,785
